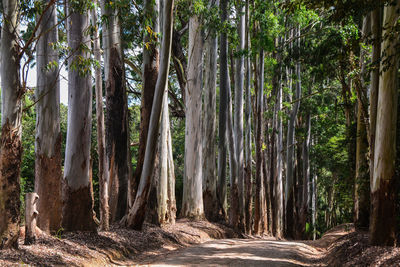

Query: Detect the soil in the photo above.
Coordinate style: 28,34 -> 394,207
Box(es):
2,221 -> 400,266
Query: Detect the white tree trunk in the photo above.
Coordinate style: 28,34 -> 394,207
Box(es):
167,111 -> 176,224
158,92 -> 169,224
62,3 -> 96,231
181,13 -> 204,219
0,0 -> 22,249
24,193 -> 39,245
91,4 -> 109,231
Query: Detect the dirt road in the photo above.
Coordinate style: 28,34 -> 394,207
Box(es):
148,238 -> 326,266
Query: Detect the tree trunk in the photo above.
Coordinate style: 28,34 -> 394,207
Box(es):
217,0 -> 229,221
370,2 -> 400,246
244,0 -> 252,235
158,93 -> 169,224
124,0 -> 174,229
101,0 -> 131,221
181,12 -> 204,220
24,193 -> 39,245
254,50 -> 265,235
285,27 -> 301,239
0,0 -> 22,249
132,0 -> 160,204
62,2 -> 97,231
91,4 -> 109,231
167,108 -> 177,224
234,0 -> 246,232
202,0 -> 219,222
35,0 -> 62,233
312,163 -> 317,240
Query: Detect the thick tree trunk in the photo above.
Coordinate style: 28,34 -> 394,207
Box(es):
101,0 -> 131,221
0,0 -> 22,249
181,13 -> 204,219
244,0 -> 252,235
132,0 -> 160,204
124,0 -> 174,229
370,2 -> 400,246
234,0 -> 246,232
62,2 -> 97,231
92,5 -> 109,231
203,1 -> 219,221
217,0 -> 229,220
35,0 -> 62,234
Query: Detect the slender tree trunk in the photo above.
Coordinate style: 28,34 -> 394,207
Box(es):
181,12 -> 204,219
101,0 -> 131,221
62,2 -> 97,231
0,0 -> 22,249
124,0 -> 174,229
132,0 -> 160,204
91,4 -> 109,231
234,0 -> 246,232
354,15 -> 370,229
285,27 -> 301,238
218,0 -> 229,220
244,0 -> 252,235
202,0 -> 219,221
312,163 -> 317,240
35,0 -> 62,233
369,7 -> 381,199
370,2 -> 400,246
167,111 -> 176,224
254,50 -> 265,235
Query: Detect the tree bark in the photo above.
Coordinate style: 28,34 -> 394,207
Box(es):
124,0 -> 174,229
35,0 -> 62,234
92,4 -> 109,230
202,1 -> 219,222
181,12 -> 204,220
0,0 -> 22,249
62,1 -> 97,231
370,2 -> 400,246
132,0 -> 160,204
217,0 -> 229,221
24,193 -> 39,245
167,107 -> 177,224
101,0 -> 131,221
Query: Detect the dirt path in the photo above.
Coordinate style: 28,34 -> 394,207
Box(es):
148,238 -> 326,267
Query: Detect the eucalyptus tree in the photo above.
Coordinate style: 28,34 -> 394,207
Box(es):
217,0 -> 229,220
124,0 -> 174,229
62,0 -> 97,231
370,1 -> 400,246
0,0 -> 22,249
92,3 -> 109,230
202,0 -> 219,221
181,5 -> 205,219
133,0 -> 160,204
101,0 -> 131,221
34,0 -> 62,234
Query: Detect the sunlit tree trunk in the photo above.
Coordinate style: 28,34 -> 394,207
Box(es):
181,12 -> 204,219
166,111 -> 176,224
0,0 -> 22,249
217,0 -> 229,220
101,0 -> 131,221
92,4 -> 109,230
124,0 -> 174,229
370,2 -> 400,246
202,0 -> 219,222
62,1 -> 97,231
35,0 -> 62,233
132,0 -> 159,204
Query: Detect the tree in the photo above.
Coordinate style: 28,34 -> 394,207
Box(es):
34,0 -> 62,234
101,0 -> 131,221
124,0 -> 174,229
92,3 -> 109,230
181,8 -> 204,219
369,1 -> 400,246
62,0 -> 97,232
0,0 -> 22,249
202,0 -> 219,222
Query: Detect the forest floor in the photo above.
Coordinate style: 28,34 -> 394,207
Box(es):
1,221 -> 400,266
